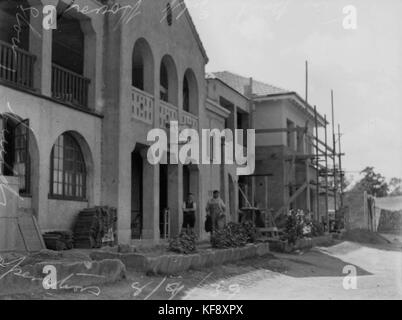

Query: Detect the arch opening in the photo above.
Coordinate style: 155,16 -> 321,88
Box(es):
183,69 -> 199,115
132,38 -> 155,94
160,55 -> 178,105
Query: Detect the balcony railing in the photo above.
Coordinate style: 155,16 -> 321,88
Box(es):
131,87 -> 154,125
131,88 -> 199,130
159,100 -> 178,128
0,40 -> 35,90
180,111 -> 198,130
51,63 -> 90,108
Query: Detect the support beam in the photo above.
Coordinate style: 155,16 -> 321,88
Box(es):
331,90 -> 337,213
256,127 -> 307,134
314,106 -> 320,221
338,123 -> 344,208
324,115 -> 329,229
275,182 -> 308,219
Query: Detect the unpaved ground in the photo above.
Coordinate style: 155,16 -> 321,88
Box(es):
184,241 -> 402,300
1,240 -> 401,300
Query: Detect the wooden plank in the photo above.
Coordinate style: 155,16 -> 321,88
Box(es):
275,182 -> 308,219
17,215 -> 45,252
256,127 -> 307,134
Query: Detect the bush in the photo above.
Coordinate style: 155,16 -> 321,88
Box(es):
310,220 -> 325,237
285,209 -> 325,243
285,209 -> 305,244
211,222 -> 257,249
168,232 -> 197,254
241,220 -> 259,243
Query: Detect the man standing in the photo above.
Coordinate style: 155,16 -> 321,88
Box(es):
206,190 -> 226,233
182,193 -> 196,234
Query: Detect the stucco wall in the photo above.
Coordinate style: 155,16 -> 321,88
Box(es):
0,85 -> 102,231
99,1 -> 208,243
254,100 -> 286,146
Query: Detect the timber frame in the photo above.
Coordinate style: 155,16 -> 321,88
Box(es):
255,107 -> 345,230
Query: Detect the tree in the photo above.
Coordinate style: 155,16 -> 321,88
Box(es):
356,167 -> 389,197
389,177 -> 402,196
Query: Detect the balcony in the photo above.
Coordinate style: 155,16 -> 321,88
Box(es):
51,63 -> 90,109
180,111 -> 198,130
131,87 -> 155,125
159,99 -> 178,128
0,40 -> 36,90
131,87 -> 199,130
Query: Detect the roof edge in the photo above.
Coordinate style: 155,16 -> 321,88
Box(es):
206,77 -> 250,101
254,92 -> 327,125
182,0 -> 209,64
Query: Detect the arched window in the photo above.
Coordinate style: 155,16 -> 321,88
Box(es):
0,115 -> 31,195
50,133 -> 86,200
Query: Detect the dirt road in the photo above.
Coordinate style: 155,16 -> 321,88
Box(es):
184,241 -> 402,300
1,240 -> 401,300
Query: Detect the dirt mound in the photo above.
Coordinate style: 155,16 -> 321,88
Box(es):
341,229 -> 391,245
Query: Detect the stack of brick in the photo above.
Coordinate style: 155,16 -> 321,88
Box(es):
73,206 -> 117,249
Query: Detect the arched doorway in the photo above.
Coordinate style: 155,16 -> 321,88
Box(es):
132,38 -> 155,94
159,55 -> 178,105
131,144 -> 144,239
183,69 -> 199,115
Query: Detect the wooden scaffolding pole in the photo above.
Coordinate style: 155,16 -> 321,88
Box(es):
338,123 -> 344,208
314,106 -> 320,221
305,60 -> 309,103
331,90 -> 337,213
324,115 -> 329,229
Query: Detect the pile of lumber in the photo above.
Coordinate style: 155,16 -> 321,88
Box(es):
43,231 -> 74,251
73,206 -> 117,249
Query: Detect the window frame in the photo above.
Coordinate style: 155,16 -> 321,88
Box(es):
49,133 -> 87,201
0,116 -> 32,196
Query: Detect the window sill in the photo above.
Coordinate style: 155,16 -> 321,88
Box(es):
48,195 -> 88,202
20,193 -> 32,198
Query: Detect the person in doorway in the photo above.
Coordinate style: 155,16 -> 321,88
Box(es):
206,190 -> 226,233
182,193 -> 197,234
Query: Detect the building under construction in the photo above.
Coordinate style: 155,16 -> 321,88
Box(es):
211,71 -> 345,230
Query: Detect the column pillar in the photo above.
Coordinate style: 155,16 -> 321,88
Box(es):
141,149 -> 160,241
168,163 -> 183,237
80,19 -> 97,110
28,0 -> 56,96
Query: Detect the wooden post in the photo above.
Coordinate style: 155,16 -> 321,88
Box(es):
306,157 -> 311,212
314,106 -> 320,221
338,124 -> 344,208
251,176 -> 256,208
305,60 -> 309,103
324,115 -> 329,230
265,176 -> 269,210
331,90 -> 337,213
363,191 -> 368,230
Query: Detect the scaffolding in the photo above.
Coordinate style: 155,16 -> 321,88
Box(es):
254,99 -> 345,231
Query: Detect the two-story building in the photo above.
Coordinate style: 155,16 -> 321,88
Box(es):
212,71 -> 328,223
0,0 -> 239,246
0,0 -> 104,240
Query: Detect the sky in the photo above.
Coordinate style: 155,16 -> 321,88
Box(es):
187,0 -> 402,183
